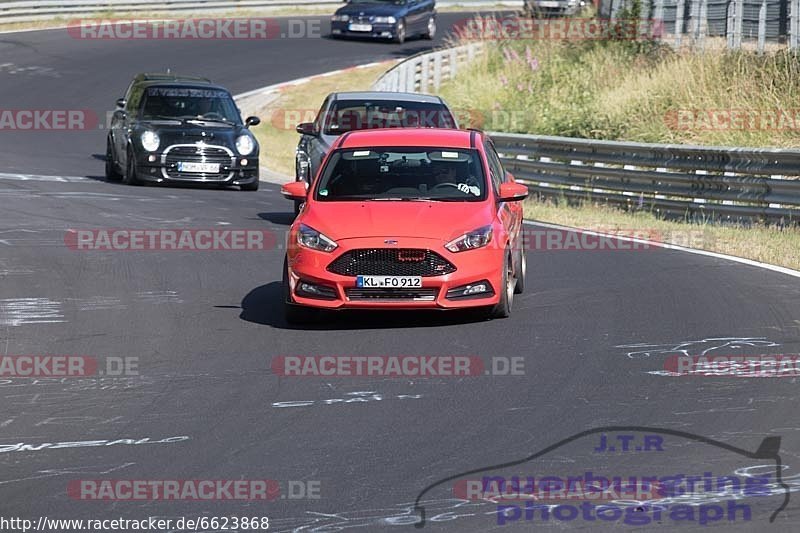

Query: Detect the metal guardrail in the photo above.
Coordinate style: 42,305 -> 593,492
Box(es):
0,0 -> 524,25
602,0 -> 799,51
491,132 -> 800,221
371,42 -> 485,93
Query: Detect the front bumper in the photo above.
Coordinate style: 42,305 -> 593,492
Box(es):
331,21 -> 399,40
286,237 -> 504,311
134,146 -> 259,185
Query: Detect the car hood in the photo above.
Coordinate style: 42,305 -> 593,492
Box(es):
335,3 -> 406,17
133,121 -> 250,149
302,201 -> 493,242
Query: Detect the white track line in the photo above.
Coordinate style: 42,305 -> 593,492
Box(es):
524,220 -> 800,280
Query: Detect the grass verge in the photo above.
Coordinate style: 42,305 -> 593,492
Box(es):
439,17 -> 800,148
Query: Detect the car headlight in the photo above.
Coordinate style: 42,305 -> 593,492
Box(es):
445,226 -> 493,253
236,134 -> 255,156
297,224 -> 338,253
331,14 -> 350,22
373,16 -> 397,24
140,131 -> 160,152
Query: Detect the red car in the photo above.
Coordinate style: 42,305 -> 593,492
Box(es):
280,128 -> 528,323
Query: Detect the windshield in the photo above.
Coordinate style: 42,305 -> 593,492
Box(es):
322,100 -> 456,135
315,148 -> 486,202
139,86 -> 241,123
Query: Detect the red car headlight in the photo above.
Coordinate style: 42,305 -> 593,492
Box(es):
297,224 -> 338,253
445,225 -> 493,253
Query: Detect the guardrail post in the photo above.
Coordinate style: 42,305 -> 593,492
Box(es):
734,0 -> 744,48
433,51 -> 442,90
792,0 -> 800,50
420,55 -> 430,94
449,48 -> 458,80
653,0 -> 665,39
757,0 -> 768,53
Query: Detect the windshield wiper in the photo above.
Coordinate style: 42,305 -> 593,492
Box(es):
185,117 -> 234,126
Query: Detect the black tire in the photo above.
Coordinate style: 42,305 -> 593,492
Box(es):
393,21 -> 406,44
514,248 -> 526,294
122,147 -> 140,186
283,256 -> 319,324
423,16 -> 436,40
105,137 -> 122,181
241,179 -> 259,191
488,250 -> 515,319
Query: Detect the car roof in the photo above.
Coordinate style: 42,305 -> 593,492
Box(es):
338,128 -> 478,150
131,73 -> 229,92
331,91 -> 444,104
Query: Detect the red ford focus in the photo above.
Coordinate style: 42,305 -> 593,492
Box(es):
280,128 -> 529,323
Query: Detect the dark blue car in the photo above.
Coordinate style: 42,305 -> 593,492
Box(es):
330,0 -> 436,44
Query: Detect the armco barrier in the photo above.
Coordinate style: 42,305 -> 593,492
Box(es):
371,42 -> 485,93
491,132 -> 800,222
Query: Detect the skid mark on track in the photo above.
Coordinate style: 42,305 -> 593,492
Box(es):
0,298 -> 64,326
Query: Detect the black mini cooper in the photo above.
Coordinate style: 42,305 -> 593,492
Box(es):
106,73 -> 261,190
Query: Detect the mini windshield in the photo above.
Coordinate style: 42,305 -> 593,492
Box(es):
315,148 -> 486,202
139,86 -> 241,123
322,100 -> 456,135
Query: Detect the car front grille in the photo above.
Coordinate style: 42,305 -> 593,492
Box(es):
346,288 -> 438,301
328,249 -> 456,277
162,144 -> 235,181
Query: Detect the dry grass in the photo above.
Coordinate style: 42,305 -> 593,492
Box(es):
249,62 -> 394,176
439,16 -> 800,148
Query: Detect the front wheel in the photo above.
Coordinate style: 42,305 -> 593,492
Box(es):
488,251 -> 515,319
423,17 -> 436,40
393,21 -> 406,44
122,147 -> 140,186
105,137 -> 122,181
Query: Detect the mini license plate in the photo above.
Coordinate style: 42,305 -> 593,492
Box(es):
178,162 -> 220,173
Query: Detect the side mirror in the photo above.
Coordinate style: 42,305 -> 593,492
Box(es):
498,181 -> 529,202
296,122 -> 316,136
116,98 -> 126,109
281,181 -> 309,201
245,116 -> 261,128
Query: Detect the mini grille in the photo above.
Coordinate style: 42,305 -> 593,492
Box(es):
328,249 -> 456,277
163,145 -> 234,180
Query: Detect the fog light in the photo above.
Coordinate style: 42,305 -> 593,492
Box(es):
446,280 -> 495,300
296,280 -> 337,300
241,158 -> 248,166
148,155 -> 157,162
463,283 -> 488,296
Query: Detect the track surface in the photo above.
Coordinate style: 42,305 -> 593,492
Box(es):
1,12 -> 800,533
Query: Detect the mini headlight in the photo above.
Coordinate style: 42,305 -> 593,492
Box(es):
373,16 -> 397,24
445,226 -> 493,253
236,134 -> 255,156
140,131 -> 160,152
331,14 -> 350,22
297,224 -> 338,253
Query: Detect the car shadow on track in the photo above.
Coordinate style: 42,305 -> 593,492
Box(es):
258,212 -> 294,226
239,282 -> 490,330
